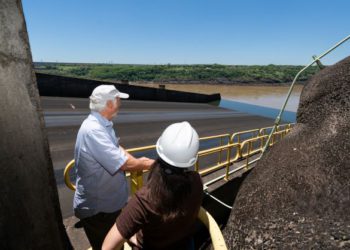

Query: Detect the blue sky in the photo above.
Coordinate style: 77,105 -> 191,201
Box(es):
22,0 -> 350,65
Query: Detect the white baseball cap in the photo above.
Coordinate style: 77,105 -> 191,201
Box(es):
90,85 -> 129,102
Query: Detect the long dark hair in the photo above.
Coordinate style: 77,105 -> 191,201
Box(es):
146,158 -> 192,221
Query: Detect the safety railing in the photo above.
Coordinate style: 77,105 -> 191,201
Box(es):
198,207 -> 228,249
64,123 -> 292,250
199,134 -> 231,166
127,145 -> 156,193
196,143 -> 240,179
240,135 -> 267,169
230,129 -> 259,158
64,123 -> 294,193
64,160 -> 76,190
90,206 -> 228,250
259,123 -> 295,136
259,126 -> 274,136
231,128 -> 260,144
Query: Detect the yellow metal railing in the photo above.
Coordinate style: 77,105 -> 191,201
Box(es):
89,206 -> 227,250
198,207 -> 228,249
259,123 -> 295,136
64,123 -> 294,192
197,143 -> 240,178
230,129 -> 259,158
127,145 -> 156,193
64,160 -> 76,190
240,135 -> 267,170
231,128 -> 260,144
64,124 -> 292,250
200,133 -> 231,165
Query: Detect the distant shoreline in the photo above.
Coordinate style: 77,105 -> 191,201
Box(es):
35,70 -> 307,86
34,62 -> 319,86
131,80 -> 307,86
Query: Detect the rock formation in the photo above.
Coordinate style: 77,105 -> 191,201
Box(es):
224,56 -> 350,249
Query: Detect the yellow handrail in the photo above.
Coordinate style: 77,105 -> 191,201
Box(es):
230,129 -> 260,158
88,206 -> 227,250
259,126 -> 273,136
63,123 -> 294,192
200,133 -> 231,142
64,160 -> 76,191
126,145 -> 156,153
240,136 -> 266,158
200,134 -> 231,165
231,128 -> 259,143
65,125 -> 293,250
197,143 -> 240,177
198,207 -> 228,250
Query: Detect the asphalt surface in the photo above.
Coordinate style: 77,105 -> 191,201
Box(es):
42,97 -> 274,218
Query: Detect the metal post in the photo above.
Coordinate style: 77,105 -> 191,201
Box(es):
224,145 -> 231,181
218,137 -> 223,164
195,160 -> 199,172
245,142 -> 251,170
237,134 -> 242,158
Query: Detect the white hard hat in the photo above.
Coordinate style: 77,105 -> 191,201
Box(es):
156,121 -> 199,168
90,85 -> 129,102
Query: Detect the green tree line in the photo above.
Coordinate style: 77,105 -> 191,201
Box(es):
34,63 -> 320,84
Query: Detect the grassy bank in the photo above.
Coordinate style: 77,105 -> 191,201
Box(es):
34,62 -> 320,84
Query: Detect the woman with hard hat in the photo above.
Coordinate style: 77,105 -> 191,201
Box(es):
102,121 -> 203,250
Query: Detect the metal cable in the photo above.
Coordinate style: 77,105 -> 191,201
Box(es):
204,190 -> 233,209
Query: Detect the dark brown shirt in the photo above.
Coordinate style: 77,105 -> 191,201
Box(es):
116,171 -> 203,250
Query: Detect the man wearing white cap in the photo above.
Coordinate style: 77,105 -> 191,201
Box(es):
73,85 -> 154,249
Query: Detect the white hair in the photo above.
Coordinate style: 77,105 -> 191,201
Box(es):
89,96 -> 114,112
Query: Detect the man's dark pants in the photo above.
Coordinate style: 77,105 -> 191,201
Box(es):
80,210 -> 121,250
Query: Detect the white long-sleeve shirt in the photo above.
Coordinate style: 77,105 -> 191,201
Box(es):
73,111 -> 128,219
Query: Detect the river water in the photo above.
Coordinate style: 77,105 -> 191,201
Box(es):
131,83 -> 303,122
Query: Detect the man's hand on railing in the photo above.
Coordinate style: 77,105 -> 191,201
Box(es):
139,157 -> 155,170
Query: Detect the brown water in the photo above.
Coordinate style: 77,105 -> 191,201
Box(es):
131,83 -> 303,112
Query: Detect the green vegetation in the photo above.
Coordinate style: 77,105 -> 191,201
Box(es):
34,62 -> 320,84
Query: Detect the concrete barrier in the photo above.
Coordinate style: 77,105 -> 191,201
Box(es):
36,73 -> 221,103
0,1 -> 71,249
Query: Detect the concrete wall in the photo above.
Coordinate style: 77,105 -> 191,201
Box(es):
36,73 -> 221,103
0,1 -> 71,249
